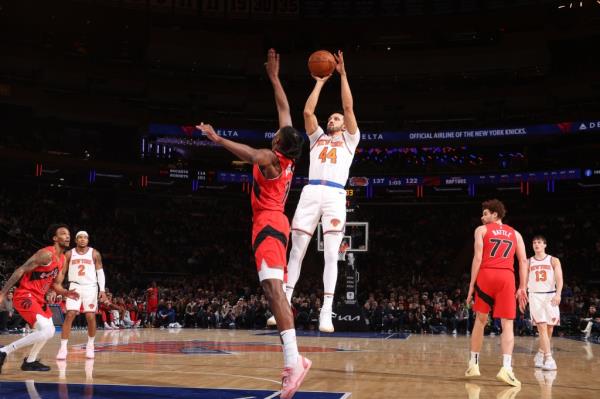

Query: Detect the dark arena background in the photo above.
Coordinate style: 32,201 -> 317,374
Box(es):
1,1 -> 599,398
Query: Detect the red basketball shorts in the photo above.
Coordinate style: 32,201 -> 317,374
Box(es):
13,290 -> 53,327
473,268 -> 516,319
252,211 -> 290,282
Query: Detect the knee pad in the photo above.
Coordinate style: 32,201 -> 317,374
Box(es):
35,315 -> 56,340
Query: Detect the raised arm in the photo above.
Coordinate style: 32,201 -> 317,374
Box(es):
515,231 -> 529,311
0,249 -> 52,303
551,257 -> 563,306
197,123 -> 279,170
265,49 -> 292,128
303,76 -> 330,136
466,225 -> 486,306
334,50 -> 358,135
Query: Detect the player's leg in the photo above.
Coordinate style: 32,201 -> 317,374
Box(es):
256,236 -> 311,399
319,231 -> 343,331
466,311 -> 487,377
24,315 -> 55,371
494,275 -> 520,387
540,323 -> 556,370
1,316 -> 55,373
84,312 -> 97,358
530,294 -> 546,368
286,186 -> 322,305
81,287 -> 98,358
540,298 -> 559,370
319,188 -> 347,333
1,298 -> 56,373
546,324 -> 554,348
56,311 -> 77,359
268,188 -> 321,327
467,273 -> 495,377
57,287 -> 82,359
536,321 -> 550,364
496,318 -> 521,387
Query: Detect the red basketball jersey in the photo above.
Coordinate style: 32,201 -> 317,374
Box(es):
148,287 -> 158,307
481,222 -> 517,270
16,246 -> 64,302
251,151 -> 294,213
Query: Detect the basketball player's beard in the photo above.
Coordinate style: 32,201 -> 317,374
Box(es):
327,126 -> 343,134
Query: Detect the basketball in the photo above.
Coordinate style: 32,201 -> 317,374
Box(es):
308,50 -> 336,78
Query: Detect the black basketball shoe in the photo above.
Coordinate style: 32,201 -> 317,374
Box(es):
21,358 -> 51,372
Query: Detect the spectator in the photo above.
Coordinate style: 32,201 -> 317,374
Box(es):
581,305 -> 600,340
157,302 -> 177,328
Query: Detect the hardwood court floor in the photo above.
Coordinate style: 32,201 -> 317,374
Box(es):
0,328 -> 598,398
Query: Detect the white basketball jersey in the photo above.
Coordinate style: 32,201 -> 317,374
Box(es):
527,255 -> 556,292
69,247 -> 97,286
308,126 -> 360,187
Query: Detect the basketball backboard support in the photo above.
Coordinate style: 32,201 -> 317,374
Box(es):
317,222 -> 369,253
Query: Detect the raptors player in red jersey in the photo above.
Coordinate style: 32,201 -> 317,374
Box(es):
465,200 -> 529,387
0,224 -> 79,373
197,49 -> 308,399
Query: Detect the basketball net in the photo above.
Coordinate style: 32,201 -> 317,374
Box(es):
338,241 -> 350,262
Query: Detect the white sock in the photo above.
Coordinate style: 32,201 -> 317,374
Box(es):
60,339 -> 68,351
27,340 -> 47,363
470,351 -> 479,365
323,294 -> 334,311
544,353 -> 553,362
323,233 -> 343,296
280,329 -> 299,368
503,354 -> 512,371
87,336 -> 95,347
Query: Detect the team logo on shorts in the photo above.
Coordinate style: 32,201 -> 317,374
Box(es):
331,219 -> 341,227
20,298 -> 33,310
89,304 -> 95,309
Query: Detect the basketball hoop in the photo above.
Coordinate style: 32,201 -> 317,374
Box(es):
338,241 -> 350,262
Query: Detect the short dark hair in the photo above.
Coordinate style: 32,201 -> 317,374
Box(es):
481,199 -> 506,219
277,126 -> 304,160
45,223 -> 70,242
532,235 -> 547,244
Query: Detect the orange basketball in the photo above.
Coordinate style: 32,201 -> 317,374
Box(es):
308,50 -> 336,78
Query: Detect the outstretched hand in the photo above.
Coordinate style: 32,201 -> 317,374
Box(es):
265,48 -> 280,81
334,50 -> 346,76
196,123 -> 222,144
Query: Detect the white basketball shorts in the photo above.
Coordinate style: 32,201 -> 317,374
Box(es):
529,292 -> 560,326
66,283 -> 99,313
291,184 -> 347,235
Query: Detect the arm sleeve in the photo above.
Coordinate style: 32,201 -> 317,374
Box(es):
97,268 -> 106,292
